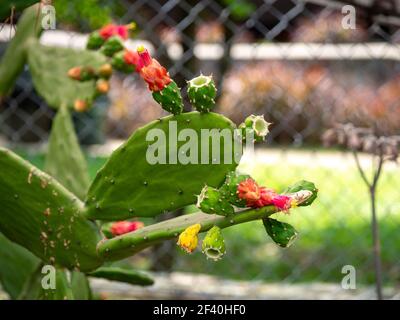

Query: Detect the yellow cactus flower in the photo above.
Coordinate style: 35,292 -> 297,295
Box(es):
177,224 -> 201,253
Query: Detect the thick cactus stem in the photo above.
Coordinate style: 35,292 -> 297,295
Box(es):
239,115 -> 271,142
263,218 -> 298,248
196,185 -> 234,216
202,226 -> 226,261
177,224 -> 201,253
187,74 -> 217,113
100,36 -> 124,57
152,81 -> 184,115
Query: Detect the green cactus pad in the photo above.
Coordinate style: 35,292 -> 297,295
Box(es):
45,105 -> 90,200
219,171 -> 251,207
100,36 -> 124,57
89,266 -> 154,286
196,185 -> 234,216
40,268 -> 74,300
71,271 -> 92,300
202,226 -> 226,261
112,51 -> 135,73
152,81 -> 184,115
284,180 -> 318,206
0,4 -> 43,97
0,148 -> 103,272
263,217 -> 298,248
27,40 -> 107,109
86,31 -> 105,50
187,75 -> 217,113
84,112 -> 240,221
0,232 -> 40,299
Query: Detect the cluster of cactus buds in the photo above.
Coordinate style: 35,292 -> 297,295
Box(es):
323,123 -> 400,161
197,171 -> 306,215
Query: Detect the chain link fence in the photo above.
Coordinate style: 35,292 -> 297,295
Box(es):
1,0 -> 400,293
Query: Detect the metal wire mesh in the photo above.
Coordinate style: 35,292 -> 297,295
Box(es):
1,0 -> 399,291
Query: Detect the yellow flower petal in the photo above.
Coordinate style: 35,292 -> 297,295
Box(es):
177,224 -> 201,253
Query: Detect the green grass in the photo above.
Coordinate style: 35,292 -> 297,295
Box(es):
17,149 -> 400,285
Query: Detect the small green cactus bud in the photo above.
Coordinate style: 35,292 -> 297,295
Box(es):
284,180 -> 318,207
219,171 -> 251,207
263,218 -> 298,248
152,81 -> 184,115
87,31 -> 105,50
202,226 -> 226,261
187,74 -> 217,113
240,115 -> 271,142
196,185 -> 234,216
100,36 -> 124,57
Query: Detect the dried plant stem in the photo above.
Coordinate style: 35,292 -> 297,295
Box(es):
353,150 -> 384,300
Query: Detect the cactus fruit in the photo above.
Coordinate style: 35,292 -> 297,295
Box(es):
0,148 -> 103,272
100,36 -> 125,57
27,40 -> 107,109
177,224 -> 201,253
263,218 -> 298,248
152,81 -> 184,115
84,112 -> 239,221
98,63 -> 113,79
45,105 -> 90,200
201,226 -> 226,261
239,115 -> 271,142
96,79 -> 110,94
67,66 -> 96,81
196,185 -> 234,216
74,99 -> 90,112
87,31 -> 106,50
187,74 -> 217,113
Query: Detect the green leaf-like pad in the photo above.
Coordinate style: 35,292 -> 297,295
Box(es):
27,40 -> 106,109
0,148 -> 103,272
85,112 -> 240,220
45,106 -> 90,200
263,217 -> 298,248
89,266 -> 154,286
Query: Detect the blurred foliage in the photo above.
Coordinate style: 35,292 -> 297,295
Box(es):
54,0 -> 112,30
220,0 -> 255,20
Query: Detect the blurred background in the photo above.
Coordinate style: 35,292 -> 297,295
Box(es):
0,0 -> 399,299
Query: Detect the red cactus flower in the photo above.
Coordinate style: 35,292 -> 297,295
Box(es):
99,24 -> 130,40
270,194 -> 293,212
237,178 -> 262,207
123,50 -> 141,71
110,221 -> 144,236
137,46 -> 172,91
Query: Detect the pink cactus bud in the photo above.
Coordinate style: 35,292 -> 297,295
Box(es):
136,46 -> 172,91
237,178 -> 262,207
110,221 -> 144,236
99,24 -> 130,40
270,194 -> 294,212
